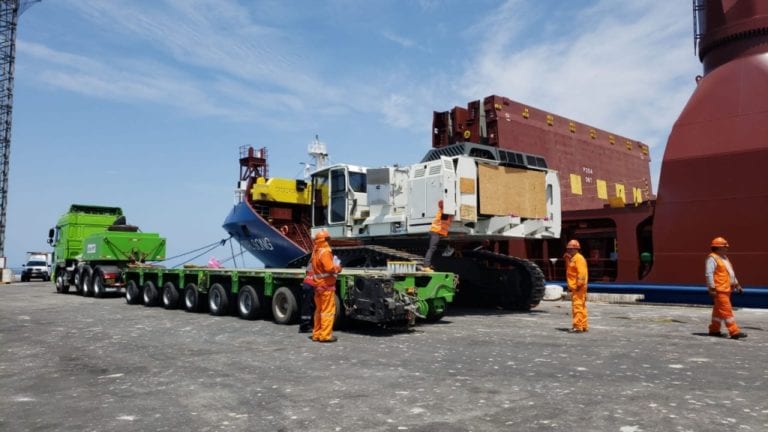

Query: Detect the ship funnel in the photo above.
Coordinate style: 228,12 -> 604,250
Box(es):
694,0 -> 768,74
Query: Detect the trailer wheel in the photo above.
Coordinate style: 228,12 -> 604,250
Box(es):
237,285 -> 262,320
208,283 -> 230,316
142,281 -> 160,306
125,280 -> 141,304
271,286 -> 298,324
184,283 -> 205,313
162,282 -> 180,309
92,268 -> 106,298
55,271 -> 69,294
80,266 -> 93,297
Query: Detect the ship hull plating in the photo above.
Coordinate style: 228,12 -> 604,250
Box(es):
222,201 -> 306,268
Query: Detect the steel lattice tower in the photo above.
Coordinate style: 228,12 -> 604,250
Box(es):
0,0 -> 37,256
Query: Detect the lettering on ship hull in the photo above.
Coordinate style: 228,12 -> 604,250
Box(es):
248,237 -> 274,251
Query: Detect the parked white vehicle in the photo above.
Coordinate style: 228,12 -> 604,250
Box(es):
21,251 -> 52,282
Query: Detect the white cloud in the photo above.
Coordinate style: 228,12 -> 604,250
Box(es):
456,0 -> 700,188
382,31 -> 417,49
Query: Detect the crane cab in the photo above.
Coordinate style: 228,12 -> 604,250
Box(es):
310,164 -> 369,239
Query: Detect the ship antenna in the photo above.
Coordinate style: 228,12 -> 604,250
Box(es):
306,134 -> 329,178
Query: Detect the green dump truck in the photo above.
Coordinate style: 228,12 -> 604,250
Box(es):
48,204 -> 456,326
48,204 -> 166,297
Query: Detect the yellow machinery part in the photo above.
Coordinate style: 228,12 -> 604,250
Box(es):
250,177 -> 311,205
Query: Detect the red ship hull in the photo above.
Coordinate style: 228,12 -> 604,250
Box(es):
433,0 -> 768,289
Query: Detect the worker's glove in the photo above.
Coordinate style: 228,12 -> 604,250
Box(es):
734,284 -> 744,294
332,255 -> 341,266
707,288 -> 716,298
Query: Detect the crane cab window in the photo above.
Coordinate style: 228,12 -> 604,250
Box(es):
330,168 -> 347,224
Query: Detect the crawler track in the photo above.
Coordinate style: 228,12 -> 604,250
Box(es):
289,244 -> 544,311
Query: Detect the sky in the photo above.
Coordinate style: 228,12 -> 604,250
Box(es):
6,0 -> 701,268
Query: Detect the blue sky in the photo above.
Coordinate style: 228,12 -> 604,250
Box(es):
6,0 -> 700,268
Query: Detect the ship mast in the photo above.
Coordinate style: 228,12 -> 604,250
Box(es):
305,134 -> 329,179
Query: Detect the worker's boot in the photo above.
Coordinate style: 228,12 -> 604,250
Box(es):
730,332 -> 748,340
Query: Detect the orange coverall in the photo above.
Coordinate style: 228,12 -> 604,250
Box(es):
707,253 -> 741,336
311,240 -> 342,342
566,252 -> 589,331
424,207 -> 453,268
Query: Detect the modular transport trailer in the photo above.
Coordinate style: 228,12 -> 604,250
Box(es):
48,204 -> 457,326
122,265 -> 457,326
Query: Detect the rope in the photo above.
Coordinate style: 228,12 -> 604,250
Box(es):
229,237 -> 238,269
219,247 -> 247,266
172,241 -> 226,269
154,237 -> 229,263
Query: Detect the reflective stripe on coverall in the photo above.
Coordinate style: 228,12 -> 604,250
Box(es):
566,252 -> 589,331
311,244 -> 341,341
708,253 -> 741,336
429,207 -> 452,236
424,207 -> 453,267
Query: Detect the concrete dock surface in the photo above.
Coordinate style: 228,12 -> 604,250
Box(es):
1,282 -> 766,431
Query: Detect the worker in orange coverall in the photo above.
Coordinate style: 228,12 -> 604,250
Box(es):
706,237 -> 747,339
422,199 -> 453,272
565,239 -> 589,333
310,230 -> 342,343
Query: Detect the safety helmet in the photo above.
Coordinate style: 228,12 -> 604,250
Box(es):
314,230 -> 330,242
710,237 -> 729,248
566,239 -> 581,249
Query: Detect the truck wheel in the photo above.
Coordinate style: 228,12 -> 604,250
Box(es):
333,292 -> 346,330
125,280 -> 141,304
162,282 -> 180,309
184,283 -> 205,313
80,266 -> 93,297
142,281 -> 160,307
73,271 -> 82,294
208,283 -> 230,316
271,286 -> 298,325
55,272 -> 69,294
237,285 -> 262,320
92,268 -> 106,298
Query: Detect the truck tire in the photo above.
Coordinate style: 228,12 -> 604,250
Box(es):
80,266 -> 93,297
271,286 -> 298,325
183,283 -> 205,313
55,271 -> 69,294
125,280 -> 141,304
237,285 -> 262,320
142,281 -> 160,307
162,282 -> 180,309
73,270 -> 83,295
208,283 -> 230,316
92,268 -> 106,298
333,292 -> 346,330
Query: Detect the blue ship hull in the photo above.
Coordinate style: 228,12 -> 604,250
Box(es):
553,281 -> 768,308
222,201 -> 307,268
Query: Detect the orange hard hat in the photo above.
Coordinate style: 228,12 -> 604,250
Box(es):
314,230 -> 330,242
710,236 -> 729,248
566,239 -> 581,249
